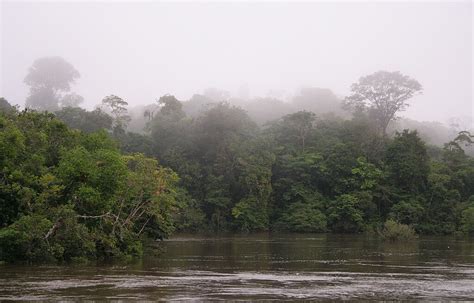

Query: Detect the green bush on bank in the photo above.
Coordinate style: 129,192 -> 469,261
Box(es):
380,219 -> 417,241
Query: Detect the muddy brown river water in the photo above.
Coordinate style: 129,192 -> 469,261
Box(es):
0,233 -> 473,301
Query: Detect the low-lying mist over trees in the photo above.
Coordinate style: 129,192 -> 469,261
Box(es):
0,1 -> 472,264
1,54 -> 473,262
1,2 -> 472,124
16,56 -> 472,149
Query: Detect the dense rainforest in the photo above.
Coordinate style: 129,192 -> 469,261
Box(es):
1,58 -> 473,263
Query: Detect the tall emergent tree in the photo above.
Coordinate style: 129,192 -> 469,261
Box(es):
344,71 -> 422,137
101,94 -> 131,133
24,57 -> 81,111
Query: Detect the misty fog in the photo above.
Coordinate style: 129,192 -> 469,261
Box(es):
1,1 -> 472,127
2,3 -> 474,299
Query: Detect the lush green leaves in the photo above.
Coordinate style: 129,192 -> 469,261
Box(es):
0,109 -> 180,263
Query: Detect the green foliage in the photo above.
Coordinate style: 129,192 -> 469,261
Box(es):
380,219 -> 417,241
61,93 -> 84,108
344,71 -> 422,136
389,199 -> 424,226
232,197 -> 270,232
351,156 -> 383,190
120,153 -> 179,240
417,162 -> 460,234
117,132 -> 153,156
158,95 -> 186,118
0,110 -> 180,263
459,196 -> 474,235
143,96 -> 473,236
172,189 -> 206,232
101,95 -> 131,131
460,206 -> 474,235
270,111 -> 316,153
232,138 -> 275,231
327,194 -> 364,233
274,201 -> 327,233
0,215 -> 54,262
149,100 -> 263,232
55,107 -> 113,133
322,143 -> 358,195
2,73 -> 473,263
385,130 -> 430,193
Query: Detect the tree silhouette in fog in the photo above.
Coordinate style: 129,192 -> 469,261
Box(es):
344,71 -> 422,137
24,56 -> 80,111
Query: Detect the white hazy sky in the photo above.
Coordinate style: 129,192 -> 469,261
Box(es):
1,1 -> 472,124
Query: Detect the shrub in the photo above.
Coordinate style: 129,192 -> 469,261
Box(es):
380,219 -> 417,241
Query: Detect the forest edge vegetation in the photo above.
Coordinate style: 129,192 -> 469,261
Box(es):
1,57 -> 473,263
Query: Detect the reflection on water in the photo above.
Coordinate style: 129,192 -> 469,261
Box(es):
0,234 -> 473,300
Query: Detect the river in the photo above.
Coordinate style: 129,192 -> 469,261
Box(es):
0,233 -> 473,301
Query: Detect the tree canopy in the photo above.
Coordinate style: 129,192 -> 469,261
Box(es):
344,71 -> 422,137
0,109 -> 178,262
1,67 -> 473,264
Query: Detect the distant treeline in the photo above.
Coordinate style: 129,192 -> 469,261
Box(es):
0,57 -> 473,263
127,88 -> 470,152
1,92 -> 473,263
